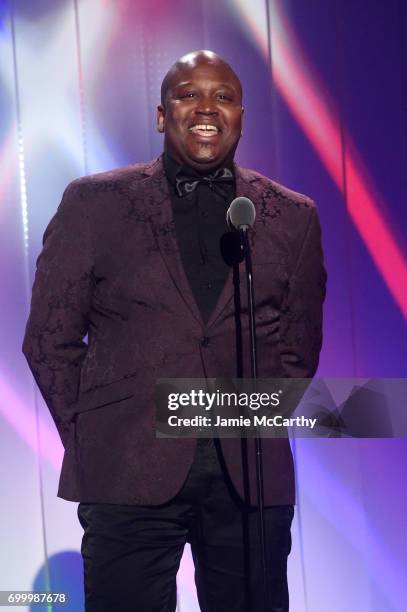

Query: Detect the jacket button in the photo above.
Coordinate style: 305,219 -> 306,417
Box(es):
200,336 -> 210,347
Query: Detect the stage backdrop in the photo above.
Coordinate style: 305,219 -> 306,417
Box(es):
1,0 -> 406,610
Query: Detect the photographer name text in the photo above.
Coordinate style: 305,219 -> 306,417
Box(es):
167,415 -> 317,429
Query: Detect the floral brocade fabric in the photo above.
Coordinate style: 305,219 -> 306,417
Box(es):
22,155 -> 326,506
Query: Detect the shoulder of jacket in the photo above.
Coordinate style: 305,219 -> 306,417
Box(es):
65,160 -> 155,192
58,161 -> 157,217
240,166 -> 316,211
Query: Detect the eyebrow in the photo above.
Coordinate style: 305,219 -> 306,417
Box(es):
173,81 -> 237,90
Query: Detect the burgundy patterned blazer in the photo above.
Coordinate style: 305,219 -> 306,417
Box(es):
22,155 -> 326,506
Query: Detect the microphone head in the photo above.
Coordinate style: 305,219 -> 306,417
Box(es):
227,197 -> 256,230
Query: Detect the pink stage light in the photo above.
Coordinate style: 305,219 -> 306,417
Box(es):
0,375 -> 63,471
233,0 -> 407,319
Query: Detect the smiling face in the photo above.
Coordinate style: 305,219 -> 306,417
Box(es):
157,52 -> 244,172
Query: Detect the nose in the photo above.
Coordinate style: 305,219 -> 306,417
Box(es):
195,95 -> 218,116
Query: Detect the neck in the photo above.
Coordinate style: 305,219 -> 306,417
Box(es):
163,150 -> 233,176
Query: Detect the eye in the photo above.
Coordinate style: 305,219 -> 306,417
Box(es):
217,93 -> 232,102
179,92 -> 196,99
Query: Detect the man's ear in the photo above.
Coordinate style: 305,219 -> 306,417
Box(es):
157,105 -> 165,133
240,106 -> 244,137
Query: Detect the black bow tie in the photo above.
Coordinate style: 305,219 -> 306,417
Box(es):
175,167 -> 234,198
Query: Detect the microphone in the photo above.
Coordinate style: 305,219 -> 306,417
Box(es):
226,195 -> 267,610
226,197 -> 256,230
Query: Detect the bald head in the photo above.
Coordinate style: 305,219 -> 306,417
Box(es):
160,50 -> 242,107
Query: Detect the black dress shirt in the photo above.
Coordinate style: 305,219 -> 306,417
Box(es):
163,152 -> 235,324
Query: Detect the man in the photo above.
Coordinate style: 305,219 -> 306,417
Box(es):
22,50 -> 326,611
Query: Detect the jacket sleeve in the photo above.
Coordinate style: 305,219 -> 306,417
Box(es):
279,203 -> 327,378
22,181 -> 93,448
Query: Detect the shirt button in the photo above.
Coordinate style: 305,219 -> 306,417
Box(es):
200,336 -> 210,347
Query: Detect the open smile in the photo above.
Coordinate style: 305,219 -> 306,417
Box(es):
188,123 -> 221,137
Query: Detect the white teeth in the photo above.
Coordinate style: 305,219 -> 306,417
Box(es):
189,124 -> 219,132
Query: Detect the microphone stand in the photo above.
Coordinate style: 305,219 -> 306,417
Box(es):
239,226 -> 269,612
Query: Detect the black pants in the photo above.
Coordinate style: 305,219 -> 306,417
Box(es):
77,439 -> 294,612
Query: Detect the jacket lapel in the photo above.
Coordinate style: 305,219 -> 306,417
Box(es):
138,156 -> 263,330
141,157 -> 204,325
205,164 -> 262,328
